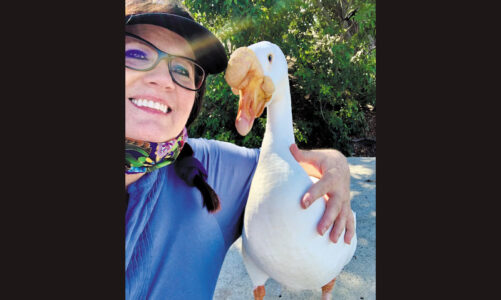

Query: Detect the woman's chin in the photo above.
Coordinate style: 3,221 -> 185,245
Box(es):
126,127 -> 179,143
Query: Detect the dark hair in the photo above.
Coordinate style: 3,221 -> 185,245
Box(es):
187,80 -> 205,128
126,0 -> 219,212
174,143 -> 220,212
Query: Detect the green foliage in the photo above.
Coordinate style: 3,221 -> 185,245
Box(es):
184,0 -> 376,155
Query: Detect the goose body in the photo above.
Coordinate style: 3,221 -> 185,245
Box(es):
225,41 -> 357,297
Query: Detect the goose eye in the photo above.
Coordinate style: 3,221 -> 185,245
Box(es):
268,54 -> 273,63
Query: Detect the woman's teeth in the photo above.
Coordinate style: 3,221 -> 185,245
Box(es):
131,98 -> 170,113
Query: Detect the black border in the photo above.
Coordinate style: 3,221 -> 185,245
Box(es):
2,1 -> 125,297
377,1 -> 498,299
2,0 -> 497,298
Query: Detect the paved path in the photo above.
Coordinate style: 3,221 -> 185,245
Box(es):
214,157 -> 376,300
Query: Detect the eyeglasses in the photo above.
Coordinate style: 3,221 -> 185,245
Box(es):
125,32 -> 206,91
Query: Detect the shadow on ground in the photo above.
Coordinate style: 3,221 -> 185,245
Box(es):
214,157 -> 376,300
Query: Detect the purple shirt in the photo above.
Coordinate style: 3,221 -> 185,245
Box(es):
126,138 -> 259,299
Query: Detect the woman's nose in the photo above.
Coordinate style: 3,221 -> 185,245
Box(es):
142,60 -> 176,90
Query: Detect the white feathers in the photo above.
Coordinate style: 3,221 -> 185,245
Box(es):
240,41 -> 357,291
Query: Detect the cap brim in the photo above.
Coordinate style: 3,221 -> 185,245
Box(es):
125,13 -> 227,75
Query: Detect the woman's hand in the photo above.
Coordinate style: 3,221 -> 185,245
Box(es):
290,144 -> 354,244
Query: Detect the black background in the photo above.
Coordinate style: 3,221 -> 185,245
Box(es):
1,1 -> 498,299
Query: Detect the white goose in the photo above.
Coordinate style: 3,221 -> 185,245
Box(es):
224,42 -> 357,300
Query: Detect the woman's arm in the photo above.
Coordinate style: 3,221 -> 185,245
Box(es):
290,144 -> 354,244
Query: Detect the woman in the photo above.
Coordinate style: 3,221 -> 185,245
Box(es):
125,1 -> 354,299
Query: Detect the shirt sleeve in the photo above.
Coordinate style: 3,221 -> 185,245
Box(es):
188,138 -> 260,248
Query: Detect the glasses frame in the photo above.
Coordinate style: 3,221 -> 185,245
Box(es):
125,32 -> 206,91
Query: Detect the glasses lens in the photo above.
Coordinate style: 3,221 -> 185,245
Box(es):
170,57 -> 205,90
125,34 -> 206,91
125,35 -> 158,70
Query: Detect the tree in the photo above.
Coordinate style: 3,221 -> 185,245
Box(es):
184,0 -> 376,155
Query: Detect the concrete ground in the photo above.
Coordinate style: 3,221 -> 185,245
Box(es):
214,157 -> 376,300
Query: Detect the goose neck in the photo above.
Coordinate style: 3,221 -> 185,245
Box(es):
264,80 -> 295,149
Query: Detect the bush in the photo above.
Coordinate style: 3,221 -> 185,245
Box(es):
184,0 -> 376,155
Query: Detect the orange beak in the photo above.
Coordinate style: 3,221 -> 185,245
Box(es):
225,47 -> 275,136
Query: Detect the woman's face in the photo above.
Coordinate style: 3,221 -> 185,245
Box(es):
125,24 -> 196,142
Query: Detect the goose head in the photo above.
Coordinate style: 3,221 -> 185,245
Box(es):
225,41 -> 288,136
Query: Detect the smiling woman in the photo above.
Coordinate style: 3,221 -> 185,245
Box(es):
125,24 -> 197,142
124,1 -> 354,299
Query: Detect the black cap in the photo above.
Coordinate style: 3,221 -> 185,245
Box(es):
125,13 -> 227,75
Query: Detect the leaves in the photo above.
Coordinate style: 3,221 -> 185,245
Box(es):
184,0 -> 376,155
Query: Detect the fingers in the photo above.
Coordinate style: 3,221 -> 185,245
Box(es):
289,144 -> 321,165
318,199 -> 354,244
316,194 -> 343,236
301,172 -> 336,208
329,207 -> 354,244
290,144 -> 324,181
343,211 -> 355,244
289,143 -> 303,161
289,144 -> 353,244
